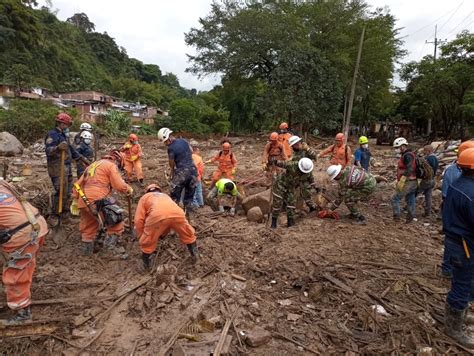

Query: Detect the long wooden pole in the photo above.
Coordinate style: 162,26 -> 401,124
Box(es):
344,26 -> 365,145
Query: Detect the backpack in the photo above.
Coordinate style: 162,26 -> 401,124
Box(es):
415,155 -> 434,180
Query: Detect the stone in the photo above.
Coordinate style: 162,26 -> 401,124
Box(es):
0,132 -> 24,156
247,206 -> 264,223
242,189 -> 271,215
245,326 -> 271,347
308,283 -> 324,302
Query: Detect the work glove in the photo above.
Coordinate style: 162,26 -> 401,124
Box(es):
231,168 -> 237,175
317,209 -> 340,220
262,163 -> 267,171
230,208 -> 236,216
396,176 -> 406,192
218,205 -> 224,213
130,155 -> 138,162
57,141 -> 68,151
70,199 -> 80,216
123,143 -> 132,149
126,185 -> 134,196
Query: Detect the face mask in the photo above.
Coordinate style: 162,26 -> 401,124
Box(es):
63,128 -> 70,137
83,138 -> 92,145
132,140 -> 138,145
362,144 -> 368,149
395,148 -> 401,154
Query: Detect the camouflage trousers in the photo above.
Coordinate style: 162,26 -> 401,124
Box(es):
340,184 -> 376,217
300,181 -> 317,210
271,182 -> 296,220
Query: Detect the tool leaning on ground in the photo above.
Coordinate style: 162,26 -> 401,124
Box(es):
52,150 -> 66,241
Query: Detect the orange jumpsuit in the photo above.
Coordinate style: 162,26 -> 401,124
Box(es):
134,192 -> 196,254
0,185 -> 48,311
262,142 -> 287,176
210,151 -> 237,185
121,143 -> 144,181
319,144 -> 352,168
192,154 -> 204,182
73,159 -> 130,242
278,132 -> 293,159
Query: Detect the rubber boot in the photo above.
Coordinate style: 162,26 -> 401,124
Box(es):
82,242 -> 94,256
141,252 -> 151,271
2,307 -> 31,326
464,310 -> 474,325
271,217 -> 278,229
187,242 -> 200,263
406,213 -> 414,224
287,217 -> 295,228
356,215 -> 366,225
445,303 -> 474,348
104,234 -> 119,249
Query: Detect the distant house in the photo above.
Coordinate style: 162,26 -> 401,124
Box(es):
0,84 -> 15,98
60,91 -> 111,123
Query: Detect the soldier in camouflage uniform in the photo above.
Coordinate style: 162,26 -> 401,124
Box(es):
271,157 -> 314,228
326,164 -> 377,225
288,136 -> 319,212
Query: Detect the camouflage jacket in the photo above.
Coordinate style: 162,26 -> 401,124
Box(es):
275,158 -> 313,191
337,165 -> 376,201
291,144 -> 318,161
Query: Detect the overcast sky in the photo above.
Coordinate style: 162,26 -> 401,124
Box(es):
40,0 -> 473,91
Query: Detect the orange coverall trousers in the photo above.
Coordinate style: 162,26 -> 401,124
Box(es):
139,216 -> 196,254
79,207 -> 124,242
124,159 -> 144,181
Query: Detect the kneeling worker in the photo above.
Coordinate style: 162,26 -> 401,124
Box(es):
326,164 -> 377,225
134,184 -> 199,271
0,180 -> 48,325
207,178 -> 240,216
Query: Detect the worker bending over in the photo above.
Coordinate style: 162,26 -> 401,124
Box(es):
207,178 -> 240,216
134,184 -> 199,271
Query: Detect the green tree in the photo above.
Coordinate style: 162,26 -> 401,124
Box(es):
66,12 -> 95,33
3,63 -> 33,87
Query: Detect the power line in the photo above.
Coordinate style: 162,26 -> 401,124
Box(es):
445,11 -> 474,37
438,1 -> 464,32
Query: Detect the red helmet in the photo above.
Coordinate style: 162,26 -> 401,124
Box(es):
55,113 -> 72,126
145,184 -> 162,193
279,122 -> 288,130
458,148 -> 474,169
270,132 -> 278,141
103,149 -> 125,169
222,142 -> 231,150
335,133 -> 345,142
129,133 -> 138,142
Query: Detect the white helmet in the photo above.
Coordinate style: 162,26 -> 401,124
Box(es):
158,127 -> 173,142
298,158 -> 314,174
393,137 -> 408,148
288,135 -> 302,147
80,131 -> 93,139
80,123 -> 92,131
327,164 -> 342,180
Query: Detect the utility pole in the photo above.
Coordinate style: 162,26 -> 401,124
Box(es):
425,25 -> 447,136
344,26 -> 365,145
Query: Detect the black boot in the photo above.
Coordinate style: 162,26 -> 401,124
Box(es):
287,217 -> 295,228
406,213 -> 415,224
82,242 -> 94,256
141,252 -> 151,271
356,215 -> 366,225
445,303 -> 474,348
271,217 -> 278,229
187,242 -> 200,262
2,307 -> 31,325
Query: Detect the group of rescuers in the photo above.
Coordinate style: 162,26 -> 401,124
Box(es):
0,113 -> 473,350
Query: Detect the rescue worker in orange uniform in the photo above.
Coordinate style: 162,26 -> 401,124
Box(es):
121,133 -> 144,186
262,132 -> 288,177
134,184 -> 199,271
71,150 -> 133,255
0,180 -> 48,325
318,133 -> 352,168
207,141 -> 237,188
278,122 -> 293,159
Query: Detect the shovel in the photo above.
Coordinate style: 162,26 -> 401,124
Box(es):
53,150 -> 66,241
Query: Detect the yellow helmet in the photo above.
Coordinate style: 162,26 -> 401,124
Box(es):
359,136 -> 369,145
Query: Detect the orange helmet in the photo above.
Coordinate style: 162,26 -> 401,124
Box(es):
103,149 -> 125,169
335,133 -> 345,142
129,133 -> 138,142
145,184 -> 162,193
458,140 -> 474,156
279,122 -> 288,130
270,132 -> 278,141
222,142 -> 231,150
55,113 -> 72,125
458,148 -> 474,169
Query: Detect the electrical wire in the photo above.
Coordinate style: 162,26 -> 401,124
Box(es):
445,12 -> 474,37
438,1 -> 464,32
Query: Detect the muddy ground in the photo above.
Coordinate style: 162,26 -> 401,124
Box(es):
0,134 -> 465,355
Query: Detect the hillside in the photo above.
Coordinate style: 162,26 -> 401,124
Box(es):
0,0 -> 186,108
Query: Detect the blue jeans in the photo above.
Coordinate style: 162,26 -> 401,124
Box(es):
446,237 -> 474,310
418,179 -> 434,214
192,182 -> 204,207
391,180 -> 417,217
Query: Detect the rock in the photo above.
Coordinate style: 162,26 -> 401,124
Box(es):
189,139 -> 199,146
308,283 -> 324,302
242,189 -> 271,215
287,313 -> 302,321
0,132 -> 24,156
247,206 -> 264,223
245,326 -> 271,347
